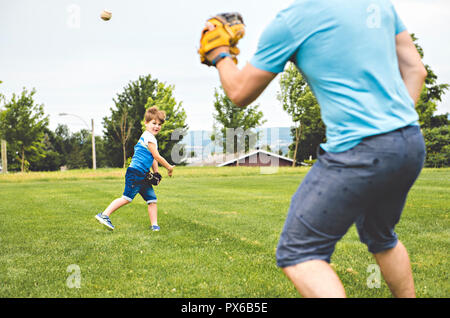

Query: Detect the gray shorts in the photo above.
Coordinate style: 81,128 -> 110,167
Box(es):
276,125 -> 426,268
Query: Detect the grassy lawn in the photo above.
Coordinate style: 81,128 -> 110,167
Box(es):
0,167 -> 448,298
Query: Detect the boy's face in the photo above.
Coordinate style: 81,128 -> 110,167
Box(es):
146,119 -> 162,136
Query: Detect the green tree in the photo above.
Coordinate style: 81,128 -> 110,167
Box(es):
411,34 -> 449,167
212,87 -> 266,156
0,80 -> 6,173
422,125 -> 450,167
144,82 -> 188,165
103,75 -> 187,167
429,113 -> 449,128
0,80 -> 4,103
29,127 -> 63,171
412,34 -> 449,128
277,62 -> 325,166
0,88 -> 48,172
39,124 -> 108,170
66,129 -> 96,169
93,135 -> 108,168
103,75 -> 159,167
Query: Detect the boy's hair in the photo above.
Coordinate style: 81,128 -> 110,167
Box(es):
145,106 -> 166,124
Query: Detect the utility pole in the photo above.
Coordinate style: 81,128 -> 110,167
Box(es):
1,139 -> 7,174
91,119 -> 96,170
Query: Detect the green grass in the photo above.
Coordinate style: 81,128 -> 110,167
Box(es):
0,167 -> 448,298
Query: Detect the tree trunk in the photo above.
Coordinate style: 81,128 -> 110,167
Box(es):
21,147 -> 25,172
122,143 -> 127,168
1,140 -> 7,174
292,123 -> 302,167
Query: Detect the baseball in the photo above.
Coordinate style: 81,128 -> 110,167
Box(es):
100,10 -> 112,21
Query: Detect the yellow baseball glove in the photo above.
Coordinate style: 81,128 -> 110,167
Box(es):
198,12 -> 245,67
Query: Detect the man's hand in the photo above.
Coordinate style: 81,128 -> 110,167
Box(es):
198,13 -> 245,66
199,12 -> 276,107
205,45 -> 230,66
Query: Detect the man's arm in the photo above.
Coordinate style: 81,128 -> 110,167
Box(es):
208,47 -> 277,107
396,31 -> 427,105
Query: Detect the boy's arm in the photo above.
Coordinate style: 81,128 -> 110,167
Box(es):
151,160 -> 158,173
148,142 -> 174,176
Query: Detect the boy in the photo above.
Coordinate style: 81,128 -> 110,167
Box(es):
95,106 -> 175,231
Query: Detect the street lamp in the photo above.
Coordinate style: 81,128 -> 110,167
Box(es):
59,113 -> 97,170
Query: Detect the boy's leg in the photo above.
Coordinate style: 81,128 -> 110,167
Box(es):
96,197 -> 130,230
148,203 -> 158,226
373,241 -> 415,298
102,197 -> 130,217
140,185 -> 158,230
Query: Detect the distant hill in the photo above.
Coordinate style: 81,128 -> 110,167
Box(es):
179,127 -> 293,160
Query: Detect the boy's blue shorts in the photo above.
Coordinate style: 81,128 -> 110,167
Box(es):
122,167 -> 157,204
276,125 -> 426,268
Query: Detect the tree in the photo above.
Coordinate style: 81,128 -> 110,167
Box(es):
422,126 -> 450,167
103,75 -> 159,167
0,80 -> 4,103
29,127 -> 63,171
36,124 -> 108,170
67,129 -> 93,169
114,109 -> 133,168
412,34 -> 449,128
144,82 -> 188,165
0,80 -> 6,173
103,75 -> 187,167
212,87 -> 266,157
0,88 -> 48,172
277,62 -> 325,166
411,34 -> 449,167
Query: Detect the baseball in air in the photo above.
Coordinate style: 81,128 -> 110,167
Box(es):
100,10 -> 112,21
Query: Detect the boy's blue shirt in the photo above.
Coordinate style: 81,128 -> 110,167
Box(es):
251,0 -> 419,153
129,130 -> 157,174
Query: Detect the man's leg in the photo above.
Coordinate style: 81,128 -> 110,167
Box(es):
373,241 -> 415,298
282,260 -> 346,298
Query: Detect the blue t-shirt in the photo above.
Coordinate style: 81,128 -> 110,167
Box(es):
129,130 -> 157,173
251,0 -> 419,153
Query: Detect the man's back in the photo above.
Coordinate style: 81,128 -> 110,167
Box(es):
251,0 -> 419,152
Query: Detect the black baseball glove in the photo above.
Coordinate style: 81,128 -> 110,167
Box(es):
144,171 -> 162,186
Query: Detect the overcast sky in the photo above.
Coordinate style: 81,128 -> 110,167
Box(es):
1,0 -> 449,135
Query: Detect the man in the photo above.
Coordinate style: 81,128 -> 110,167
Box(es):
201,0 -> 427,297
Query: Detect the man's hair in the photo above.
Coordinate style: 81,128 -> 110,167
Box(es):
144,106 -> 166,124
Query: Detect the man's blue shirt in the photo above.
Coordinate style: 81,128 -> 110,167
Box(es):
251,0 -> 419,153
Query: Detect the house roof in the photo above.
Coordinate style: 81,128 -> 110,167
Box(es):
217,149 -> 294,167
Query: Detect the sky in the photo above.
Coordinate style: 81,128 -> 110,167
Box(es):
1,0 -> 449,135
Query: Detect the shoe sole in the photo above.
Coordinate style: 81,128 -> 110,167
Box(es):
95,215 -> 115,231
